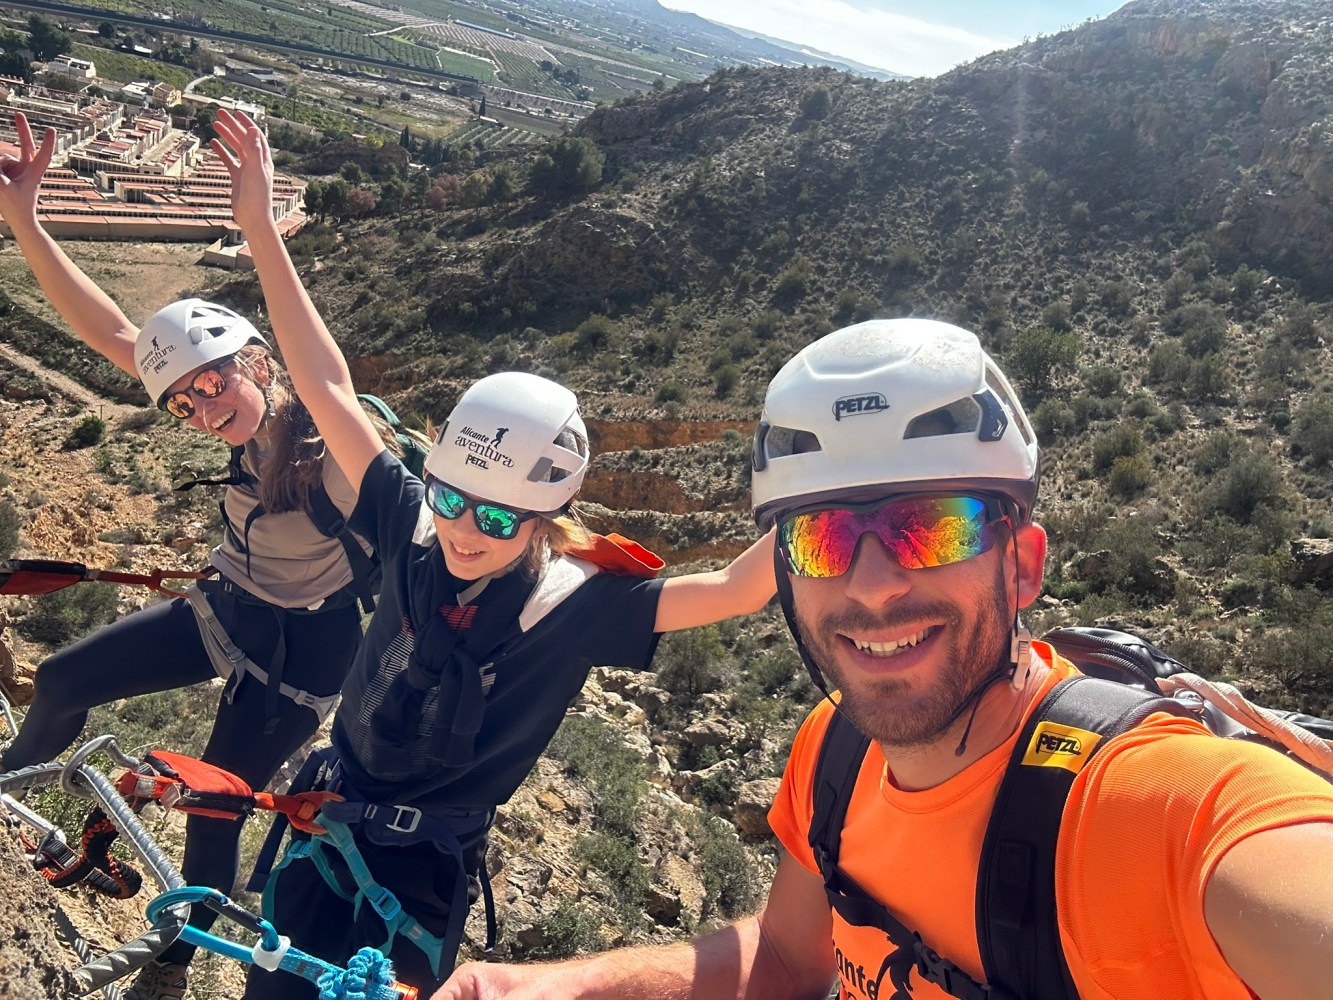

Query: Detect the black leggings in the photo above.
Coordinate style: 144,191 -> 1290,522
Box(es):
1,587 -> 362,964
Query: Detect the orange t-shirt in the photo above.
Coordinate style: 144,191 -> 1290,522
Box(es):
769,645 -> 1333,1000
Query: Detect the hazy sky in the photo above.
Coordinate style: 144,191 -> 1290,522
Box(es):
658,0 -> 1130,78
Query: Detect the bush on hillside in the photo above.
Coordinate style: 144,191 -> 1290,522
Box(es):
18,583 -> 119,645
1005,327 -> 1079,394
529,136 -> 604,196
654,624 -> 728,698
0,499 -> 20,559
62,414 -> 106,450
1292,395 -> 1333,466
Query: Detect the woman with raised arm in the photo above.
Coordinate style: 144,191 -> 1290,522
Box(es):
0,112 -> 377,1000
210,108 -> 776,1000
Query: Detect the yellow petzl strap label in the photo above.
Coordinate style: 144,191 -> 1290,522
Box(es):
1021,722 -> 1103,773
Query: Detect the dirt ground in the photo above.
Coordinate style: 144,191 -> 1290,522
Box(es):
0,240 -> 214,331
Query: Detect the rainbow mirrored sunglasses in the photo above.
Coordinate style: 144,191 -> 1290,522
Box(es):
161,360 -> 235,420
424,477 -> 539,541
778,494 -> 1010,578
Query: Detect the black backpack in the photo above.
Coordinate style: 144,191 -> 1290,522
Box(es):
808,626 -> 1333,1000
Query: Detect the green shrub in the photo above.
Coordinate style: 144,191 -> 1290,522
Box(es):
1005,327 -> 1079,394
654,624 -> 727,698
654,381 -> 684,404
1231,266 -> 1261,303
799,86 -> 831,120
1041,300 -> 1072,332
528,136 -> 604,196
1100,280 -> 1134,316
574,314 -> 617,355
579,831 -> 649,919
18,583 -> 119,645
713,364 -> 739,398
1166,303 -> 1227,357
1292,395 -> 1333,466
530,899 -> 602,958
691,814 -> 760,916
1031,399 -> 1080,441
1205,446 -> 1286,524
1091,423 -> 1143,473
546,715 -> 645,833
1082,365 -> 1122,397
0,499 -> 21,558
63,414 -> 106,450
1146,341 -> 1189,390
1108,453 -> 1152,498
1279,303 -> 1322,348
772,256 -> 812,308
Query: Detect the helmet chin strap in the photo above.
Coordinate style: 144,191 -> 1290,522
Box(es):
955,519 -> 1033,756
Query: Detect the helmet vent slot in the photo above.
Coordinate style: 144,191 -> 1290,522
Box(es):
903,397 -> 981,439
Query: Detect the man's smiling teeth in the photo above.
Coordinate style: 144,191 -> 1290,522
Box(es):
854,628 -> 931,657
210,410 -> 236,430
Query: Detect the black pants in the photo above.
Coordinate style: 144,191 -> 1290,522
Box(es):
243,831 -> 486,999
1,587 -> 362,964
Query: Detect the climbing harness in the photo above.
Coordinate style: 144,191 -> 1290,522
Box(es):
185,584 -> 341,723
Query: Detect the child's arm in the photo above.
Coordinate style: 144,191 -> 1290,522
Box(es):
653,528 -> 776,633
0,113 -> 140,376
211,109 -> 383,492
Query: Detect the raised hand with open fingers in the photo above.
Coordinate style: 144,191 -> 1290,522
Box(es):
0,111 -> 56,227
210,108 -> 278,237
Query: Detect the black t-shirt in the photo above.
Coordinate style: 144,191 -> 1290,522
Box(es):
332,451 -> 664,810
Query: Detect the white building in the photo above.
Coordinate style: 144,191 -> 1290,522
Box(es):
49,54 -> 96,79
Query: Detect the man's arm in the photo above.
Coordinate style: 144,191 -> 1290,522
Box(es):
435,852 -> 837,1000
1204,820 -> 1333,999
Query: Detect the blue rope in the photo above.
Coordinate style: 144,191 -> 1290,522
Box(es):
319,947 -> 401,1000
144,886 -> 411,999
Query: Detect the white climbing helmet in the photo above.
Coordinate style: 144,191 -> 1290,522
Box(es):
135,299 -> 268,407
423,372 -> 589,515
752,318 -> 1039,528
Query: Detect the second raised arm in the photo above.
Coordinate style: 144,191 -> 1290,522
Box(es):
211,109 -> 384,491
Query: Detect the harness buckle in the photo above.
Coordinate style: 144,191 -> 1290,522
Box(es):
385,804 -> 421,834
367,884 -> 403,921
365,802 -> 422,835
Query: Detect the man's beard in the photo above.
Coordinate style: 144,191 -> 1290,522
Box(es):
796,564 -> 1012,748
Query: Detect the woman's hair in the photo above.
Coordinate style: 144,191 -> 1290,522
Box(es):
524,506 -> 593,574
234,345 -> 326,513
237,345 -> 430,513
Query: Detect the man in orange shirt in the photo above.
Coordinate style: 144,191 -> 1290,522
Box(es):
437,319 -> 1333,1000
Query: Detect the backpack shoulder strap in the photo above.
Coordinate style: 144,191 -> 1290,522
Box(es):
977,675 -> 1192,999
808,706 -> 871,882
808,708 -> 1009,1000
304,481 -> 378,614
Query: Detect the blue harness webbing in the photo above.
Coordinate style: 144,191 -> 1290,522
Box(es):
251,748 -> 495,978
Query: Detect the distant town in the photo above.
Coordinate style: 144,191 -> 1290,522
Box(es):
0,51 -> 307,270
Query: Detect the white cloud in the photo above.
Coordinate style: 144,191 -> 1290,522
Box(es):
660,0 -> 1015,77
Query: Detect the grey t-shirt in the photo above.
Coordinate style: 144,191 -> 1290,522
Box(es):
208,438 -> 372,608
